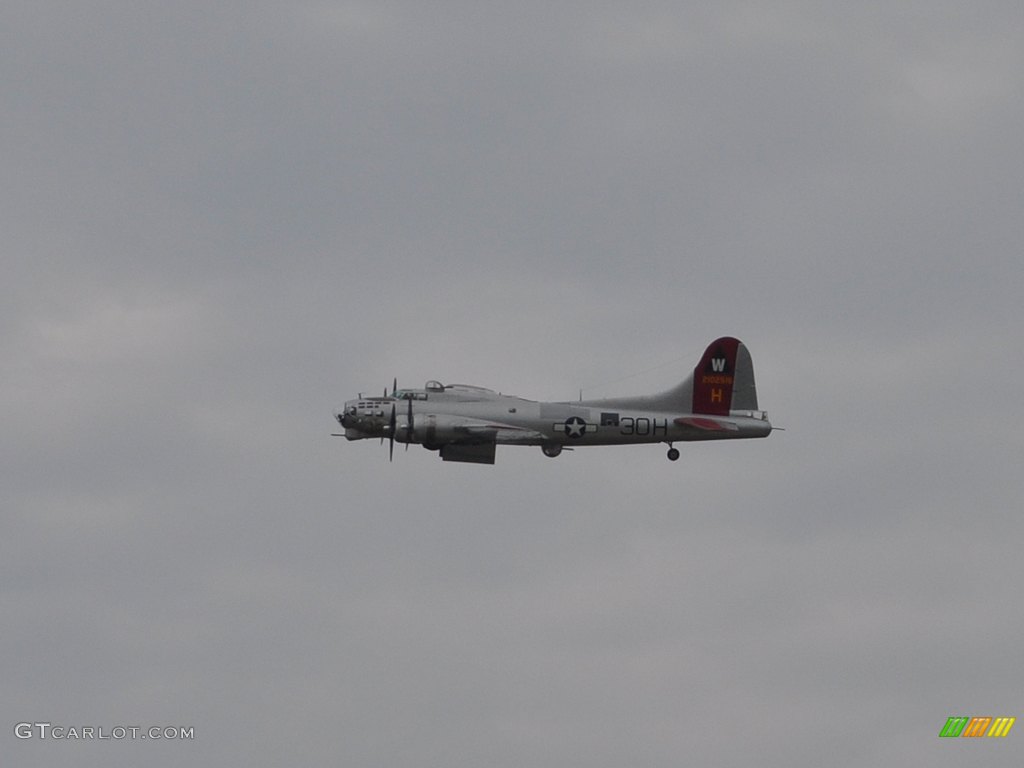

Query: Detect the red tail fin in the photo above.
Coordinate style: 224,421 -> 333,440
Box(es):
692,337 -> 740,415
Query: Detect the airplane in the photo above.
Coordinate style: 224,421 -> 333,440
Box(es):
332,336 -> 773,464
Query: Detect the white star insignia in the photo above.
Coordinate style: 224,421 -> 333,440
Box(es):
565,417 -> 587,438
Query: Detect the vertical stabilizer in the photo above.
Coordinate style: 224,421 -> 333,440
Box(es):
691,337 -> 758,415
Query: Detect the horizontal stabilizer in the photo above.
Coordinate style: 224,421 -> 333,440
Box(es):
674,416 -> 740,431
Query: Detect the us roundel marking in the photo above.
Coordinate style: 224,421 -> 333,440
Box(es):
563,416 -> 588,438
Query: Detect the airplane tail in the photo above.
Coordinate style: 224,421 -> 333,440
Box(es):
690,337 -> 758,415
578,336 -> 761,415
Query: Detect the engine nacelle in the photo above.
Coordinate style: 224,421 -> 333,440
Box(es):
418,414 -> 469,450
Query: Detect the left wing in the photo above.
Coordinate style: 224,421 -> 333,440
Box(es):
434,418 -> 544,464
448,418 -> 545,444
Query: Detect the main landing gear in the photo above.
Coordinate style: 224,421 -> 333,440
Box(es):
666,445 -> 680,462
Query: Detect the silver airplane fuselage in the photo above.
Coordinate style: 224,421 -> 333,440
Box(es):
334,337 -> 773,464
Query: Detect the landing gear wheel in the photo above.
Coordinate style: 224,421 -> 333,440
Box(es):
667,447 -> 680,461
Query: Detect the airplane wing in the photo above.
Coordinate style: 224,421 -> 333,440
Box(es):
453,419 -> 545,444
436,418 -> 544,464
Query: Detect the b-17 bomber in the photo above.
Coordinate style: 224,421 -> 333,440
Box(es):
333,337 -> 773,464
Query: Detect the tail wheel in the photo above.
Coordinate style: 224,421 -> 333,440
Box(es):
667,447 -> 680,461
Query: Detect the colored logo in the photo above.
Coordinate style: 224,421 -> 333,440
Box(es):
562,416 -> 588,438
939,716 -> 1015,738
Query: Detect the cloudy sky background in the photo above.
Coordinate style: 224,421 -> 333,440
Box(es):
3,2 -> 1023,765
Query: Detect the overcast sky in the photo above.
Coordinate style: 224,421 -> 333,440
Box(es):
3,2 -> 1023,766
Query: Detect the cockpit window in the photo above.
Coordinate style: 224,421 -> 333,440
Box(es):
395,390 -> 427,401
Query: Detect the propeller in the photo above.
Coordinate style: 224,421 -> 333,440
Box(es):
381,379 -> 407,461
405,396 -> 414,451
380,379 -> 396,444
379,384 -> 388,445
388,402 -> 396,461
